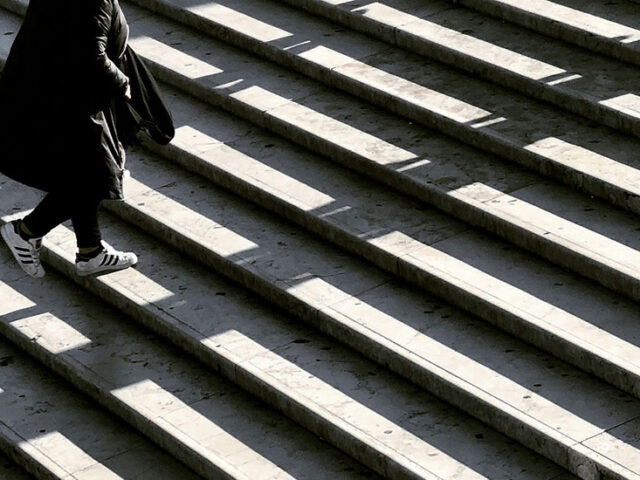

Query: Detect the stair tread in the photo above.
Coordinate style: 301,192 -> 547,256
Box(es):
115,0 -> 640,211
147,79 -> 640,395
0,240 -> 381,480
0,331 -> 199,480
2,141 -> 632,474
452,0 -> 640,64
0,199 -> 576,479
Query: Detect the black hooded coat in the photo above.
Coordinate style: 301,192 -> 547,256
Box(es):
0,0 -> 130,200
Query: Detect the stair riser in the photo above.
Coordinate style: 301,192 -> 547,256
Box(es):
98,195 -> 628,480
446,0 -> 640,68
0,426 -> 59,480
275,0 -> 640,140
0,248 -> 245,480
142,138 -> 640,402
128,0 -> 640,219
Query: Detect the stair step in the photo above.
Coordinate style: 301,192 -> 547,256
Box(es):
141,81 -> 640,400
273,0 -> 640,139
4,5 -> 640,305
2,140 -> 635,477
1,1 -> 639,479
445,0 -> 640,67
0,236 -> 382,480
0,201 -> 577,480
105,0 -> 640,218
108,179 -> 640,478
0,332 -> 199,480
4,2 -> 635,310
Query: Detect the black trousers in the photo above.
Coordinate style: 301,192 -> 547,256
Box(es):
22,192 -> 103,248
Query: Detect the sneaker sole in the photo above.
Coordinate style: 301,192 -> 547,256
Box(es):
76,260 -> 138,277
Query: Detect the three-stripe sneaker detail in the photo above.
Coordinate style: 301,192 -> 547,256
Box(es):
75,241 -> 138,277
1,221 -> 45,278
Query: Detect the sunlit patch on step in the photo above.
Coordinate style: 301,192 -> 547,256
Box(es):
128,36 -> 223,79
355,2 -> 568,81
171,126 -> 336,211
545,74 -> 583,86
0,278 -> 92,356
395,158 -> 432,172
21,431 -> 122,478
298,45 -> 493,124
186,2 -> 292,43
10,313 -> 92,355
125,178 -> 260,258
599,94 -> 640,119
524,137 -> 640,196
111,379 -> 291,478
492,0 -> 640,43
470,116 -> 507,129
230,85 -> 419,165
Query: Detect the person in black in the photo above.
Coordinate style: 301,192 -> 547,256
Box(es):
0,0 -> 137,277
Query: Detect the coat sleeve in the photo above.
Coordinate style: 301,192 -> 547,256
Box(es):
76,0 -> 129,96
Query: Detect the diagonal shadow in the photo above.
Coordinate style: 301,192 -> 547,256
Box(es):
0,219 -> 577,480
117,148 -> 640,449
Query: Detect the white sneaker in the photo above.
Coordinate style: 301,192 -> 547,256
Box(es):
76,241 -> 138,277
1,221 -> 45,278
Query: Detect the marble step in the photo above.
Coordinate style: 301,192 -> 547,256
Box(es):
113,0 -> 640,218
441,0 -> 640,68
0,332 -> 200,480
3,141 -> 633,478
6,0 -> 640,218
3,6 -> 640,306
272,0 -> 640,139
0,201 -> 576,480
141,81 -> 640,401
0,233 -> 381,480
0,3 -> 639,478
3,0 -> 640,420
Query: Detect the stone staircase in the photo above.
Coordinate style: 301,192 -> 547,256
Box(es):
0,0 -> 639,478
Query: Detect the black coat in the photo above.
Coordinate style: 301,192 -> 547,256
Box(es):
0,0 -> 130,200
115,46 -> 175,148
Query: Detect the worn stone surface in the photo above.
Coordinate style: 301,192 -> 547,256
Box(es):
0,242 -> 379,480
0,196 -> 575,479
101,150 -> 640,474
1,0 -> 640,478
0,334 -> 200,480
142,82 -> 640,402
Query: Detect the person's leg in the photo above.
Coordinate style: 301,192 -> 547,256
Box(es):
70,197 -> 103,253
21,192 -> 73,239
